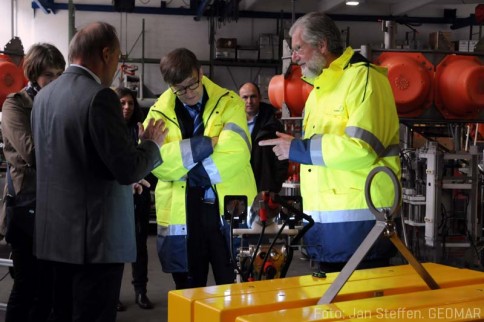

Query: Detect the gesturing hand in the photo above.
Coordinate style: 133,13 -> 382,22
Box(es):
139,119 -> 169,147
259,131 -> 294,160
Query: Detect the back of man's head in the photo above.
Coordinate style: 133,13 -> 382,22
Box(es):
68,22 -> 119,65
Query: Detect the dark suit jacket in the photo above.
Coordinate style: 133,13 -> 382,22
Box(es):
250,102 -> 288,192
31,66 -> 162,264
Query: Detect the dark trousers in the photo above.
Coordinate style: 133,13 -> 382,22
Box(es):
49,261 -> 124,322
131,190 -> 150,294
172,198 -> 234,289
5,235 -> 53,322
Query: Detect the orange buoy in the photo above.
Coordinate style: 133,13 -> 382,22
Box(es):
0,54 -> 24,110
374,52 -> 434,118
435,55 -> 484,119
268,65 -> 312,117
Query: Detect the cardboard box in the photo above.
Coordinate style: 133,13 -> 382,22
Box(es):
215,49 -> 236,60
429,31 -> 453,51
458,40 -> 478,52
258,74 -> 272,101
237,47 -> 258,61
459,40 -> 470,52
469,40 -> 478,52
259,34 -> 280,61
216,38 -> 237,48
216,38 -> 237,60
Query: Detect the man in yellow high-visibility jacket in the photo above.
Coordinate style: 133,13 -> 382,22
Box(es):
260,12 -> 401,272
144,48 -> 257,288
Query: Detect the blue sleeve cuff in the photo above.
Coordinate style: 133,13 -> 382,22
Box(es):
187,163 -> 211,187
190,136 -> 213,163
289,138 -> 313,165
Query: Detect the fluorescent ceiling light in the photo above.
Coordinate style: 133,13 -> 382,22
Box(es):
346,1 -> 360,5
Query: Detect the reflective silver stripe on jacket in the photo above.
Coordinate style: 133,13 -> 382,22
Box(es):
345,126 -> 399,158
224,122 -> 251,152
180,139 -> 196,170
381,144 -> 400,157
304,208 -> 375,223
202,156 -> 221,184
345,126 -> 384,156
309,134 -> 324,166
157,224 -> 187,236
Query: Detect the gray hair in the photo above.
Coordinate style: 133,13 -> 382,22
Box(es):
289,12 -> 343,56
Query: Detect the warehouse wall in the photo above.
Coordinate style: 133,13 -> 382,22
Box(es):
0,1 -> 478,96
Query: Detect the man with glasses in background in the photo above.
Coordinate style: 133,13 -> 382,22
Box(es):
144,48 -> 256,289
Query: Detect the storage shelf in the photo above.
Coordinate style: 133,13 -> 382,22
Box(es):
441,242 -> 471,248
371,48 -> 484,57
404,219 -> 426,227
124,57 -> 159,64
124,58 -> 281,69
403,200 -> 427,205
210,60 -> 281,68
442,182 -> 472,189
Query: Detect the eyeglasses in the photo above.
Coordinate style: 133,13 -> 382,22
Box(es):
171,75 -> 200,96
289,44 -> 305,56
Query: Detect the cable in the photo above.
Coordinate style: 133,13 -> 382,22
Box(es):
244,221 -> 266,281
257,220 -> 287,281
229,209 -> 243,278
279,243 -> 293,278
0,270 -> 10,282
466,228 -> 483,269
256,194 -> 310,281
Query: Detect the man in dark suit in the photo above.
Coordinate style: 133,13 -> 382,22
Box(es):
31,22 -> 167,322
239,82 -> 288,193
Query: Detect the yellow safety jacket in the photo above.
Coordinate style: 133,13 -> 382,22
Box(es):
144,76 -> 257,272
292,47 -> 401,263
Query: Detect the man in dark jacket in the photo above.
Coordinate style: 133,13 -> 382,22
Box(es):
239,82 -> 288,193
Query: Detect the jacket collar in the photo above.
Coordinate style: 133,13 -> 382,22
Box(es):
301,47 -> 355,85
68,64 -> 101,84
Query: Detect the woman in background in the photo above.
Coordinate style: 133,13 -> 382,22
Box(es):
114,87 -> 154,311
1,43 -> 65,322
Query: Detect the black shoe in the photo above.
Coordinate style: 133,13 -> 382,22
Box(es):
135,293 -> 153,309
116,300 -> 126,312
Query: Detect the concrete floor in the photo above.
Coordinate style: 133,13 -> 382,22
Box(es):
0,232 -> 316,322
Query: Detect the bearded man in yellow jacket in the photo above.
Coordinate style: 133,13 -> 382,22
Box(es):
261,12 -> 401,272
144,48 -> 257,289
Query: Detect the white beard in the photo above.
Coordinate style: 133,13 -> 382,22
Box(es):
301,52 -> 326,78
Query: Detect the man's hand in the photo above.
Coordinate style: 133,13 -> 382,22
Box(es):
139,119 -> 168,147
132,178 -> 150,195
259,131 -> 294,160
211,136 -> 218,148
